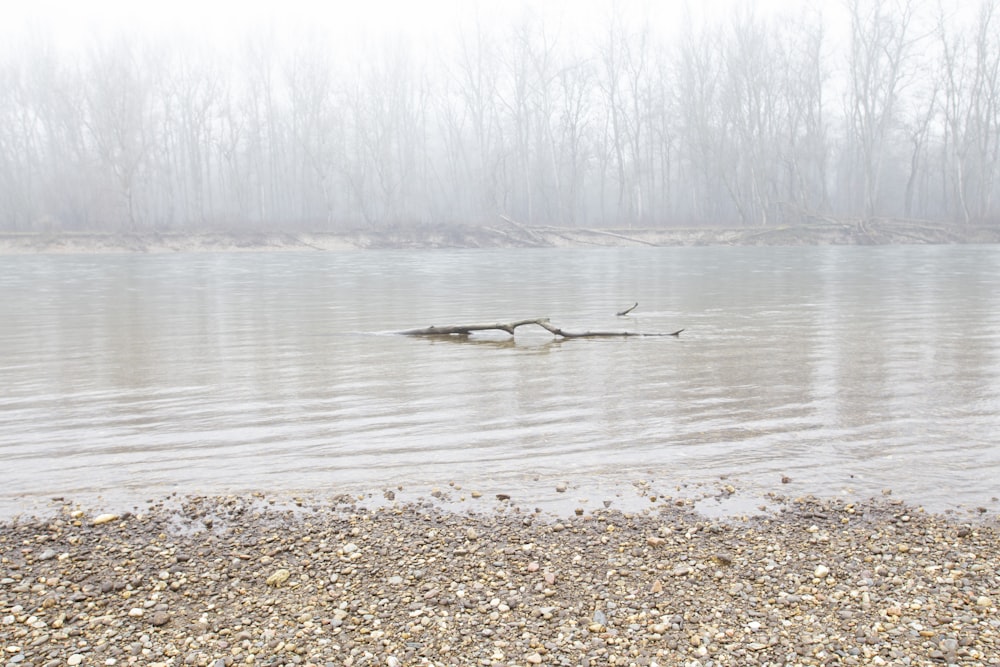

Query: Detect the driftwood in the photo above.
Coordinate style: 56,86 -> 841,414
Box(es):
616,302 -> 638,316
397,318 -> 682,339
497,214 -> 548,245
573,228 -> 660,247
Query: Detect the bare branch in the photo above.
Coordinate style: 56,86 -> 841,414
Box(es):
397,318 -> 682,339
616,302 -> 638,316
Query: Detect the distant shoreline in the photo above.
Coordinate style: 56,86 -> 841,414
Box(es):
2,220 -> 999,254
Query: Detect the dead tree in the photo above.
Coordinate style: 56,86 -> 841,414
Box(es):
396,317 -> 682,338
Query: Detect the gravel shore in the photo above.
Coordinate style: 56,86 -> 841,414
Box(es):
2,491 -> 999,667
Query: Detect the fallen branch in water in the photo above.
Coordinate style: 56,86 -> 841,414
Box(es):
397,318 -> 682,338
616,302 -> 638,316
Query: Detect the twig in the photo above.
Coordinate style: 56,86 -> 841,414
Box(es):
616,302 -> 638,316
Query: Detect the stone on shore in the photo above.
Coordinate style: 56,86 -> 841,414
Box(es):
2,492 -> 998,665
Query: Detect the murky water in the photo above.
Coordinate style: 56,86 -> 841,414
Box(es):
2,246 -> 999,515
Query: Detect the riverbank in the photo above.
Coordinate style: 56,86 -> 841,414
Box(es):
2,491 -> 998,667
2,219 -> 999,254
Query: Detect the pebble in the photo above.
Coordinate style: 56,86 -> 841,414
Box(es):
92,513 -> 119,525
265,569 -> 291,587
555,483 -> 568,493
2,493 -> 998,667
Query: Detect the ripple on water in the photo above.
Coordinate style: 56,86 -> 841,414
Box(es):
0,246 -> 999,515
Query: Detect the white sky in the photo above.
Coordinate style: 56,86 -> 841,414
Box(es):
2,0 -> 801,50
6,0 -> 555,40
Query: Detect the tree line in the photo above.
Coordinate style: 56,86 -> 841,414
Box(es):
1,0 -> 999,232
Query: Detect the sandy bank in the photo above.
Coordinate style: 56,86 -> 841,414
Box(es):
2,491 -> 998,667
2,219 -> 999,254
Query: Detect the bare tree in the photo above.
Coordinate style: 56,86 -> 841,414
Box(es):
82,37 -> 160,230
3,3 -> 1000,233
551,59 -> 597,226
285,39 -> 347,228
490,13 -> 564,225
643,49 -> 679,226
445,17 -> 505,221
241,31 -> 285,227
845,0 -> 922,220
939,0 -> 1000,224
0,49 -> 39,230
343,37 -> 431,226
901,79 -> 939,219
160,43 -> 224,227
775,7 -> 831,221
594,7 -> 656,227
716,7 -> 788,226
674,14 -> 730,224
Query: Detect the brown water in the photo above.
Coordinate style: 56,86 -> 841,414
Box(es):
2,246 -> 999,516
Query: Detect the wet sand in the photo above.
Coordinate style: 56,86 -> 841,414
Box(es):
2,490 -> 999,667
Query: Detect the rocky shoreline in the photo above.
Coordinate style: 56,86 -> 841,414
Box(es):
2,219 -> 999,254
2,491 -> 999,667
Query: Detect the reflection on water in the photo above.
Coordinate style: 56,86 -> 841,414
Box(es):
1,246 -> 999,514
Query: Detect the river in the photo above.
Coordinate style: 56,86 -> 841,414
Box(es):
2,246 -> 999,516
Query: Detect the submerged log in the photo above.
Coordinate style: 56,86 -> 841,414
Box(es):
397,318 -> 682,339
396,319 -> 546,336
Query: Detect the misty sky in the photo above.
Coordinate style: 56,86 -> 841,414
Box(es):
5,0 -> 801,48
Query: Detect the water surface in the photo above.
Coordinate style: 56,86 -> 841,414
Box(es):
2,246 -> 999,515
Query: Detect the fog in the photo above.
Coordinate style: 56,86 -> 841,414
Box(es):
1,0 -> 998,232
